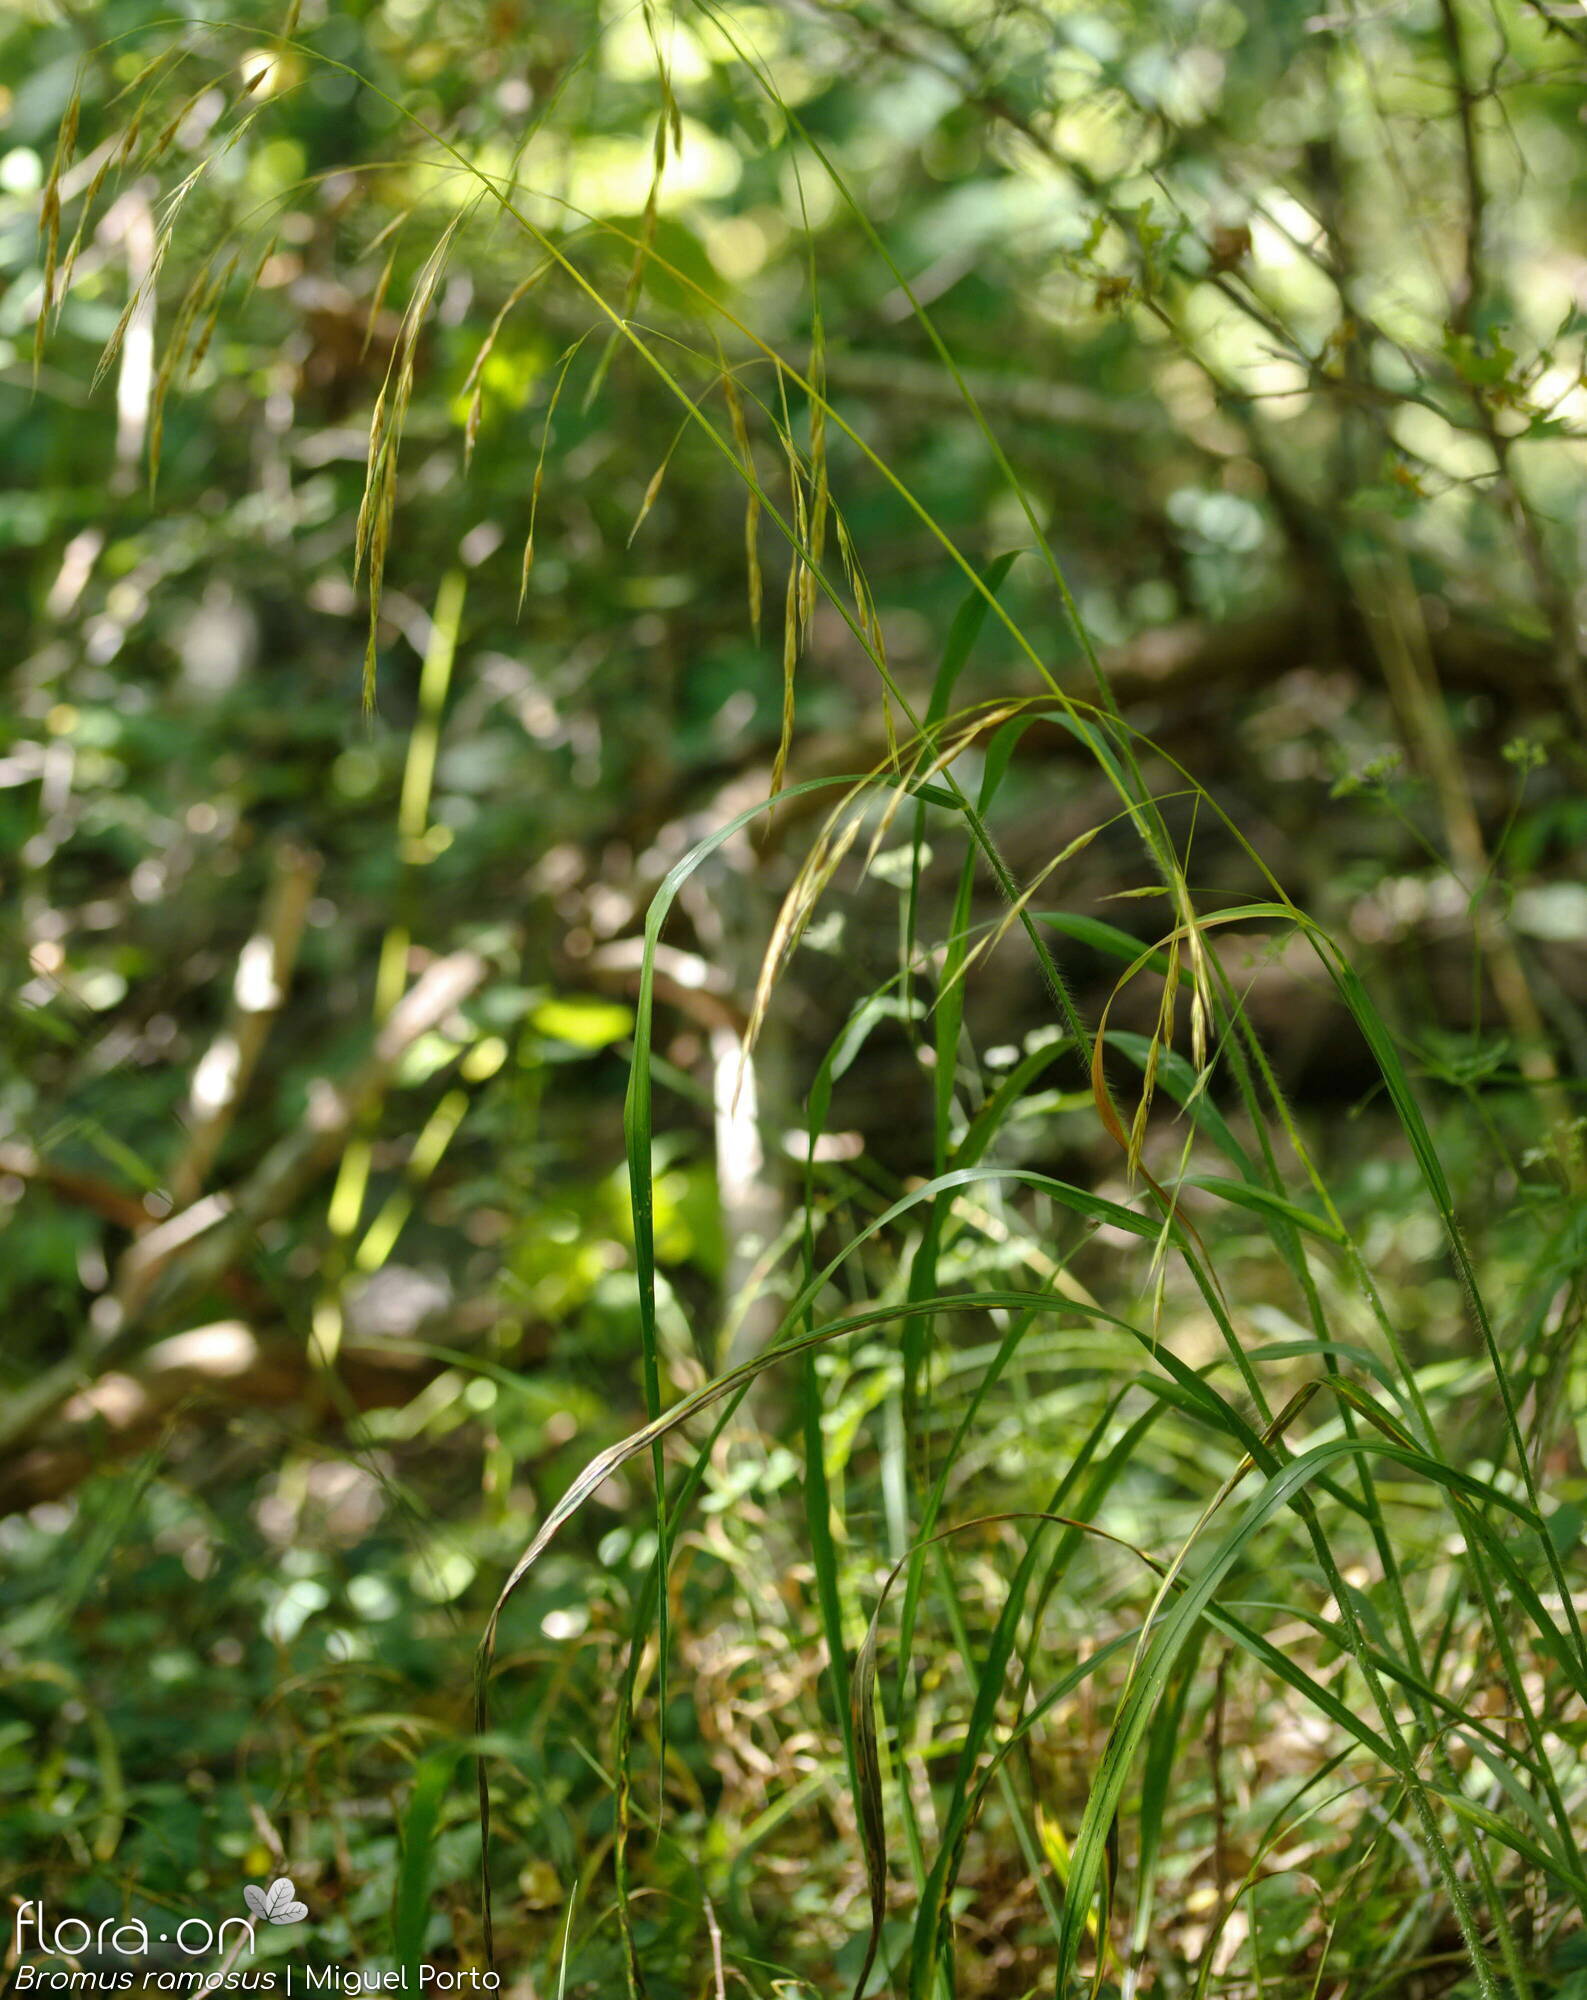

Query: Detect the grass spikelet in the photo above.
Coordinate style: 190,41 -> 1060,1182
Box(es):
517,519 -> 536,606
1127,1013 -> 1164,1181
1123,938 -> 1179,1180
629,458 -> 669,546
359,443 -> 398,711
771,552 -> 799,803
363,243 -> 399,360
944,806 -> 1108,998
184,254 -> 236,380
95,266 -> 158,393
800,312 -> 828,637
721,362 -> 761,640
354,212 -> 467,709
461,261 -> 551,397
832,505 -> 895,763
517,334 -> 591,615
363,197 -> 421,263
1183,908 -> 1213,1073
212,105 -> 264,173
96,139 -> 228,398
625,393 -> 713,551
184,299 -> 224,381
149,261 -> 216,490
746,793 -> 867,1059
243,232 -> 278,304
353,384 -> 389,579
107,44 -> 173,113
35,79 -> 81,379
832,499 -> 860,602
859,748 -> 925,877
145,86 -> 212,168
55,138 -> 121,309
770,423 -> 809,802
464,387 -> 483,472
866,589 -> 895,766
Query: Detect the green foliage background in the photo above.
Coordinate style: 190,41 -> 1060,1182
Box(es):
2,0 -> 1587,1994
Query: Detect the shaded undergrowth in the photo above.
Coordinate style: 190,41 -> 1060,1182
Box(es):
18,5 -> 1587,1996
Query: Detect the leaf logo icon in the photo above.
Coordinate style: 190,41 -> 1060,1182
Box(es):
244,1879 -> 309,1926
